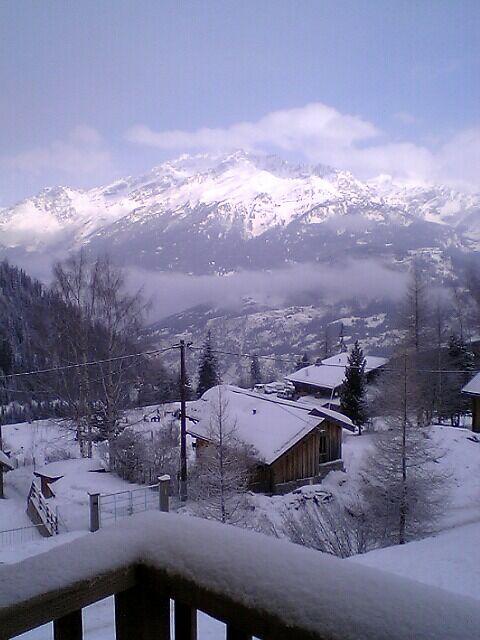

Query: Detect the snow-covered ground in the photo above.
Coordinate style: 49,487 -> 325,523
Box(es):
351,520 -> 480,601
1,415 -> 480,639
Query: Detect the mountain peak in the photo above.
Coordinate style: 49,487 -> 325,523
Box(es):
0,151 -> 479,268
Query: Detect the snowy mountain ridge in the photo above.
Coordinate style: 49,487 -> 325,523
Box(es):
0,150 -> 479,272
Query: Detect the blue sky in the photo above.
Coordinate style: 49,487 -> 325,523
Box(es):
1,0 -> 479,204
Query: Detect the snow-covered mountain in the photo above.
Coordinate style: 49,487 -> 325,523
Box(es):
1,150 -> 479,274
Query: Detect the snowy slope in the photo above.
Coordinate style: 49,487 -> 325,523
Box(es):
351,521 -> 480,601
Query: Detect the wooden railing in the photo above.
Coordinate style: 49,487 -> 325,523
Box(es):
1,511 -> 479,640
26,480 -> 59,536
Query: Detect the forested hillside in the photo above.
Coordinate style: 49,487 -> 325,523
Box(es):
0,261 -> 55,375
0,259 -> 177,425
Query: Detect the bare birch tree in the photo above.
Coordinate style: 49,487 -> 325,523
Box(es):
362,351 -> 447,546
45,252 -> 148,462
190,388 -> 257,524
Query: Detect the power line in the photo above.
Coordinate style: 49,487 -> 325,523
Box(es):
0,342 -> 478,386
0,346 -> 177,381
191,345 -> 479,376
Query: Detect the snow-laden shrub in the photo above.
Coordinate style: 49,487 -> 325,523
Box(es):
111,421 -> 179,488
281,500 -> 377,558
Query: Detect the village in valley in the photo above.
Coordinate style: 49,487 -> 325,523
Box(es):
0,227 -> 480,640
1,257 -> 480,602
2,3 -> 480,639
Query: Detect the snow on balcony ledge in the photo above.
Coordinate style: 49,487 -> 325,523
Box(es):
0,511 -> 479,640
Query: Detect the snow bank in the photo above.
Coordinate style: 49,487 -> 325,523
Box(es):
351,520 -> 480,601
1,512 -> 480,640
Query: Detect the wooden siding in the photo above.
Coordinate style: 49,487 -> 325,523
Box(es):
270,419 -> 342,486
473,397 -> 480,433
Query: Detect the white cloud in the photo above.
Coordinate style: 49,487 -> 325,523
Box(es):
126,103 -> 480,190
127,260 -> 408,320
126,103 -> 378,153
393,111 -> 419,125
1,126 -> 114,180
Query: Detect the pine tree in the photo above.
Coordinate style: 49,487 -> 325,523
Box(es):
442,334 -> 475,426
197,330 -> 220,397
250,355 -> 262,388
340,341 -> 367,434
0,335 -> 12,376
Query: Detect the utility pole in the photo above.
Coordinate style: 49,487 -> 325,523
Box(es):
179,340 -> 188,502
400,351 -> 408,545
0,407 -> 4,499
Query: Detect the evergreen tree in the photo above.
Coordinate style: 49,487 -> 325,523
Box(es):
0,335 -> 12,376
197,331 -> 220,397
340,341 -> 367,434
250,355 -> 262,387
441,334 -> 475,426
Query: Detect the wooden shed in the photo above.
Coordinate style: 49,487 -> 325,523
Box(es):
188,385 -> 355,494
285,353 -> 388,401
462,373 -> 480,433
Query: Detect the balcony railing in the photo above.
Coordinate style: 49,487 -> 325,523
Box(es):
0,511 -> 478,640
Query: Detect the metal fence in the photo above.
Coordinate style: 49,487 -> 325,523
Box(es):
98,484 -> 160,526
0,524 -> 44,548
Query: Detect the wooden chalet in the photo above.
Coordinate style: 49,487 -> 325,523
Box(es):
188,385 -> 355,494
462,372 -> 480,433
285,352 -> 388,403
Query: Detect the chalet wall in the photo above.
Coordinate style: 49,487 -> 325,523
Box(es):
472,397 -> 480,433
270,419 -> 342,488
272,460 -> 344,495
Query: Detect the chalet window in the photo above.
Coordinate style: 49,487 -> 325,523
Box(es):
319,433 -> 327,454
318,432 -> 328,463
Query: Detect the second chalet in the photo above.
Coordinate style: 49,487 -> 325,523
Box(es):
285,352 -> 388,407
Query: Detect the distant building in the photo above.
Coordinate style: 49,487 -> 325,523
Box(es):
462,372 -> 480,433
188,384 -> 355,494
285,352 -> 388,405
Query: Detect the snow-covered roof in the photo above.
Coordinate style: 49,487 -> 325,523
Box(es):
188,385 -> 345,465
286,353 -> 388,390
309,406 -> 355,432
321,353 -> 388,371
296,395 -> 341,408
0,450 -> 14,471
462,372 -> 480,396
286,363 -> 345,390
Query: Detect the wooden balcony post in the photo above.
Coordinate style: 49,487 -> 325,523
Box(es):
174,601 -> 197,640
158,475 -> 170,512
226,624 -> 251,640
89,492 -> 100,532
115,584 -> 170,640
53,609 -> 83,640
